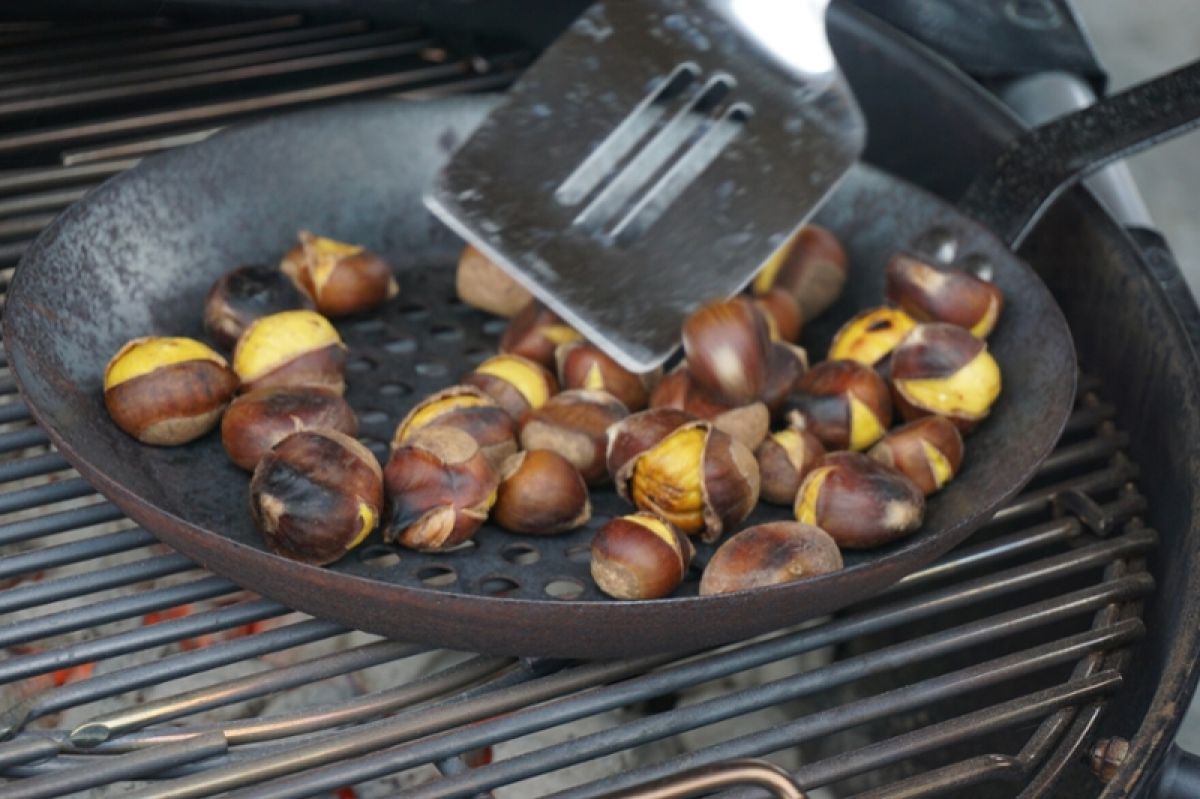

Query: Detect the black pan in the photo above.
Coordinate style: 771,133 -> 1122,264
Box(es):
5,57 -> 1196,657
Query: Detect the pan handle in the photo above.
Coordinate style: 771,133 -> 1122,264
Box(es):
957,58 -> 1200,248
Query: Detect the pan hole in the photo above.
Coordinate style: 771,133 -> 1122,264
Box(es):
418,565 -> 457,587
415,361 -> 449,378
544,578 -> 585,600
359,410 -> 390,426
565,544 -> 591,564
347,357 -> 376,373
501,544 -> 541,565
462,346 -> 492,366
958,252 -> 995,282
360,546 -> 401,569
482,318 -> 508,337
352,318 -> 387,334
481,576 -> 520,596
397,302 -> 430,319
430,324 -> 463,342
911,226 -> 958,264
379,382 -> 412,396
441,539 -> 477,554
384,337 -> 417,355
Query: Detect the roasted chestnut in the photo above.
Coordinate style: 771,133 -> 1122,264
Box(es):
556,341 -> 659,412
682,297 -> 772,406
203,264 -> 314,349
755,426 -> 825,505
868,415 -> 964,495
383,426 -> 499,552
104,336 -> 239,446
827,306 -> 917,366
794,451 -> 924,549
518,389 -> 628,485
493,450 -> 591,534
785,360 -> 892,451
249,428 -> 384,565
463,353 -> 558,419
455,244 -> 532,318
760,342 -> 809,419
886,253 -> 1004,338
500,302 -> 582,369
617,420 -> 760,542
752,288 -> 803,343
605,407 -> 696,481
590,512 -> 695,600
699,522 -> 843,595
232,309 -> 347,394
752,224 -> 848,320
283,231 -> 398,317
650,369 -> 769,450
890,323 -> 1002,432
222,385 -> 357,471
392,385 -> 516,469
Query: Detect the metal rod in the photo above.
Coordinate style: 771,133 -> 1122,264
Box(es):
0,188 -> 87,218
601,760 -> 805,799
845,754 -> 1024,799
0,450 -> 68,484
0,553 -> 196,615
0,239 -> 29,266
992,462 -> 1136,523
0,160 -> 137,196
0,476 -> 95,515
0,424 -> 47,452
1063,401 -> 1116,434
0,526 -> 153,581
0,736 -> 62,771
0,501 -> 125,548
1037,432 -> 1129,474
0,213 -> 58,240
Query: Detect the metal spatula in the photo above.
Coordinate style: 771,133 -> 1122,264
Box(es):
425,0 -> 865,373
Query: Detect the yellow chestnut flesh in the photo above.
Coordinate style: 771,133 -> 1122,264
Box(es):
794,452 -> 924,549
700,522 -> 842,595
786,360 -> 892,451
392,385 -> 516,469
605,407 -> 696,481
828,306 -> 917,366
493,449 -> 591,534
755,426 -> 825,505
463,353 -> 558,419
590,512 -> 694,600
232,309 -> 347,394
104,336 -> 238,446
891,323 -> 1002,432
868,415 -> 964,496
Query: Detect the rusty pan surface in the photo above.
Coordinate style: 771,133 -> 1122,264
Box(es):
4,96 -> 1075,658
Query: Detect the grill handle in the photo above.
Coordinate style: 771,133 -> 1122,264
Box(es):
957,58 -> 1200,248
1152,744 -> 1200,798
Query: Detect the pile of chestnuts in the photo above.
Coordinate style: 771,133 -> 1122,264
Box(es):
102,222 -> 1004,601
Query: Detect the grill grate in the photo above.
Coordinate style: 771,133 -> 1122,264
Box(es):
0,13 -> 1154,799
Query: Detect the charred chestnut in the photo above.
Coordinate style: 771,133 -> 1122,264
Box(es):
868,415 -> 964,495
890,323 -> 1002,432
455,244 -> 532,318
518,389 -> 628,485
493,450 -> 591,534
794,451 -> 924,549
699,522 -> 842,595
605,407 -> 696,481
283,231 -> 398,317
617,420 -> 760,542
752,224 -> 848,320
650,369 -> 769,450
556,341 -> 659,412
500,302 -> 582,369
204,264 -> 314,349
249,429 -> 384,565
786,360 -> 892,451
104,336 -> 238,446
222,385 -> 357,471
383,426 -> 499,552
755,426 -> 825,505
590,512 -> 695,600
682,297 -> 772,406
827,306 -> 917,366
886,254 -> 1004,337
463,353 -> 558,419
233,309 -> 347,394
392,385 -> 516,469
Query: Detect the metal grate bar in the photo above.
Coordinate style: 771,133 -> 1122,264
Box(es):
0,527 -> 152,580
0,213 -> 58,240
0,501 -> 125,548
0,160 -> 139,196
0,476 -> 95,515
0,188 -> 89,218
0,240 -> 28,266
0,553 -> 196,615
844,755 -> 1024,799
0,451 -> 69,484
0,19 -> 169,50
991,462 -> 1136,523
0,426 -> 49,452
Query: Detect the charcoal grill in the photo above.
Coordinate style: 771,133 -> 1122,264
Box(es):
0,4 -> 1198,798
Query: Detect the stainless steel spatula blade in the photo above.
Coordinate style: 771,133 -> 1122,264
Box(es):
426,0 -> 866,373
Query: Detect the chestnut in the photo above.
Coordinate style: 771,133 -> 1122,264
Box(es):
886,253 -> 1004,338
590,512 -> 695,600
518,389 -> 628,485
104,336 -> 238,446
283,231 -> 398,317
785,360 -> 892,451
699,522 -> 842,595
751,288 -> 803,343
455,244 -> 532,318
755,426 -> 825,505
752,224 -> 848,320
222,385 -> 357,471
383,426 -> 499,552
605,407 -> 695,481
682,297 -> 772,406
650,369 -> 769,450
463,353 -> 558,419
794,451 -> 925,549
617,420 -> 759,542
760,342 -> 809,419
500,302 -> 582,369
233,309 -> 347,394
827,306 -> 917,366
890,323 -> 1002,432
493,450 -> 591,534
249,428 -> 384,565
392,385 -> 516,469
868,416 -> 964,496
203,264 -> 314,349
556,341 -> 659,412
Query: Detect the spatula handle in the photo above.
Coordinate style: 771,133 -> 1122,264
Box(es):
957,58 -> 1200,248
